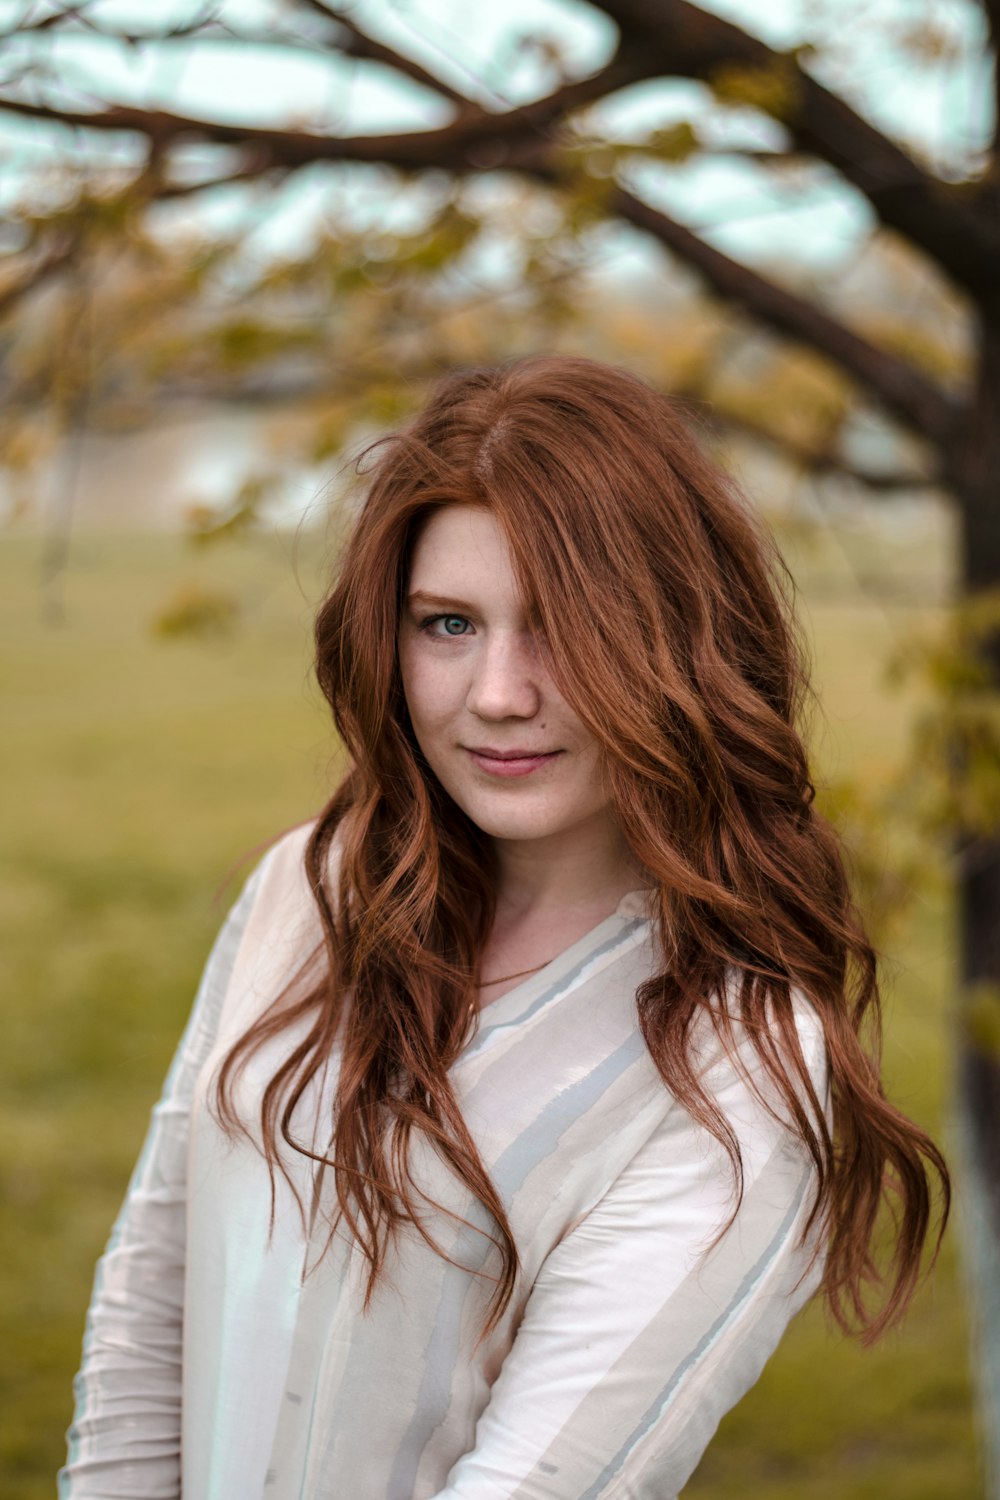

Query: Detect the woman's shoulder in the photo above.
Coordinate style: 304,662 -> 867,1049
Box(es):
252,817 -> 318,894
231,817 -> 327,962
228,818 -> 314,925
211,818 -> 329,1038
248,809 -> 357,916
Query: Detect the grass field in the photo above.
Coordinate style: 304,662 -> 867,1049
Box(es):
0,511 -> 985,1498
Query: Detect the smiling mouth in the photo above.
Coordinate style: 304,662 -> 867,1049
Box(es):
463,747 -> 563,778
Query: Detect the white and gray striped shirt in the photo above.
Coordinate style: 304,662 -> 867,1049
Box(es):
61,821 -> 829,1500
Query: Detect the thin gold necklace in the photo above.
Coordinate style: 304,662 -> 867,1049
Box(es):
479,956 -> 553,987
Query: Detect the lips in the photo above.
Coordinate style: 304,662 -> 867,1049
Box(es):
467,747 -> 557,760
464,747 -> 563,778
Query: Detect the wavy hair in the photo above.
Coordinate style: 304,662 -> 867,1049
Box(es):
215,353 -> 948,1340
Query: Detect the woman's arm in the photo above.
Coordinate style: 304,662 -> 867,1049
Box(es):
58,861 -> 266,1500
434,1004 -> 829,1500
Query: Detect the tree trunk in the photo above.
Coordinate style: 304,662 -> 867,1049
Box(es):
951,317 -> 1000,1499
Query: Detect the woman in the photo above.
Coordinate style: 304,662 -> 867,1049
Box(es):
61,355 -> 948,1499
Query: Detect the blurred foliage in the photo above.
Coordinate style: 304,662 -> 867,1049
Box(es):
886,590 -> 1000,840
0,149 -> 961,554
801,592 -> 1000,963
708,55 -> 803,122
813,772 -> 925,946
151,580 -> 240,637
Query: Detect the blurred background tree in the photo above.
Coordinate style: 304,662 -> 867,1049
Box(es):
1,0 -> 997,1494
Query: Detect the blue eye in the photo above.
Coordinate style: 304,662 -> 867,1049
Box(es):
424,614 -> 471,637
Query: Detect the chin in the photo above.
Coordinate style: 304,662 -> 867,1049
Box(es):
469,816 -> 560,843
450,792 -> 577,844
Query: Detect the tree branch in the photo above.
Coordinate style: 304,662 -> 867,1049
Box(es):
0,7 -> 975,448
598,0 -> 1000,303
4,2 -> 219,43
291,0 -> 474,108
5,0 -> 997,299
0,46 -> 639,172
0,236 -> 79,318
157,163 -> 293,199
0,95 -> 425,163
9,20 -> 351,59
698,398 -> 943,494
0,83 -> 964,447
980,0 -> 1000,146
0,2 -> 101,37
607,182 -> 961,444
1,7 -> 476,84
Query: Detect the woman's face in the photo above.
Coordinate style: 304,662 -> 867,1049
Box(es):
398,505 -> 615,849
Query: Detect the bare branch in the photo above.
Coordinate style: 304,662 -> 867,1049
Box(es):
0,3 -> 978,453
699,398 -> 943,494
1,1 -> 220,43
598,0 -> 1000,301
0,46 -> 639,172
798,457 -> 941,495
0,2 -> 99,37
0,235 -> 78,318
7,0 -> 996,299
293,0 -> 474,108
983,0 -> 1000,53
157,164 -> 293,200
607,182 -> 961,445
0,82 -> 965,451
688,147 -> 810,166
9,1 -> 998,239
0,95 -> 398,160
3,18 -> 343,57
980,0 -> 1000,145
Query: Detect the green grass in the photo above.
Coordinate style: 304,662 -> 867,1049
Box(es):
0,514 -> 984,1498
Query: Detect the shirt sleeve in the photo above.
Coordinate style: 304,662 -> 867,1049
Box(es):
433,1005 -> 830,1500
58,861 -> 266,1500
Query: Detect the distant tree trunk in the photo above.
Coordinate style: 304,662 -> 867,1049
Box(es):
952,318 -> 1000,1498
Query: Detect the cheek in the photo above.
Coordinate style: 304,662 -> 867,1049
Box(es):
571,741 -> 613,806
400,644 -> 456,735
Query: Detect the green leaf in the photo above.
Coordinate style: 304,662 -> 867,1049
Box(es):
709,57 -> 802,122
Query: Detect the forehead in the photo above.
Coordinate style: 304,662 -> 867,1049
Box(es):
408,505 -> 516,591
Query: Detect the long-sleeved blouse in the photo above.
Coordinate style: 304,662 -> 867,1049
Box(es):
61,821 -> 829,1500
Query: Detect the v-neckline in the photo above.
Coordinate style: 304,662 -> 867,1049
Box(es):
472,886 -> 655,1024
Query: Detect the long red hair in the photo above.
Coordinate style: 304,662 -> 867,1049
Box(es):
216,354 -> 948,1340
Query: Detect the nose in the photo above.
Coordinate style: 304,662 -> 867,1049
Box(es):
465,629 -> 542,721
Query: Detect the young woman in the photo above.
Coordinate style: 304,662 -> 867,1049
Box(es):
61,355 -> 948,1500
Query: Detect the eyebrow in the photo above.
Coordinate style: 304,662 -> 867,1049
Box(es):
406,591 -> 477,612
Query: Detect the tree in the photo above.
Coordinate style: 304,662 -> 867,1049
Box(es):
2,0 -> 997,1476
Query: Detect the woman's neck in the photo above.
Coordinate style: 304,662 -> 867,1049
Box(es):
475,815 -> 649,1004
489,813 -> 646,921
